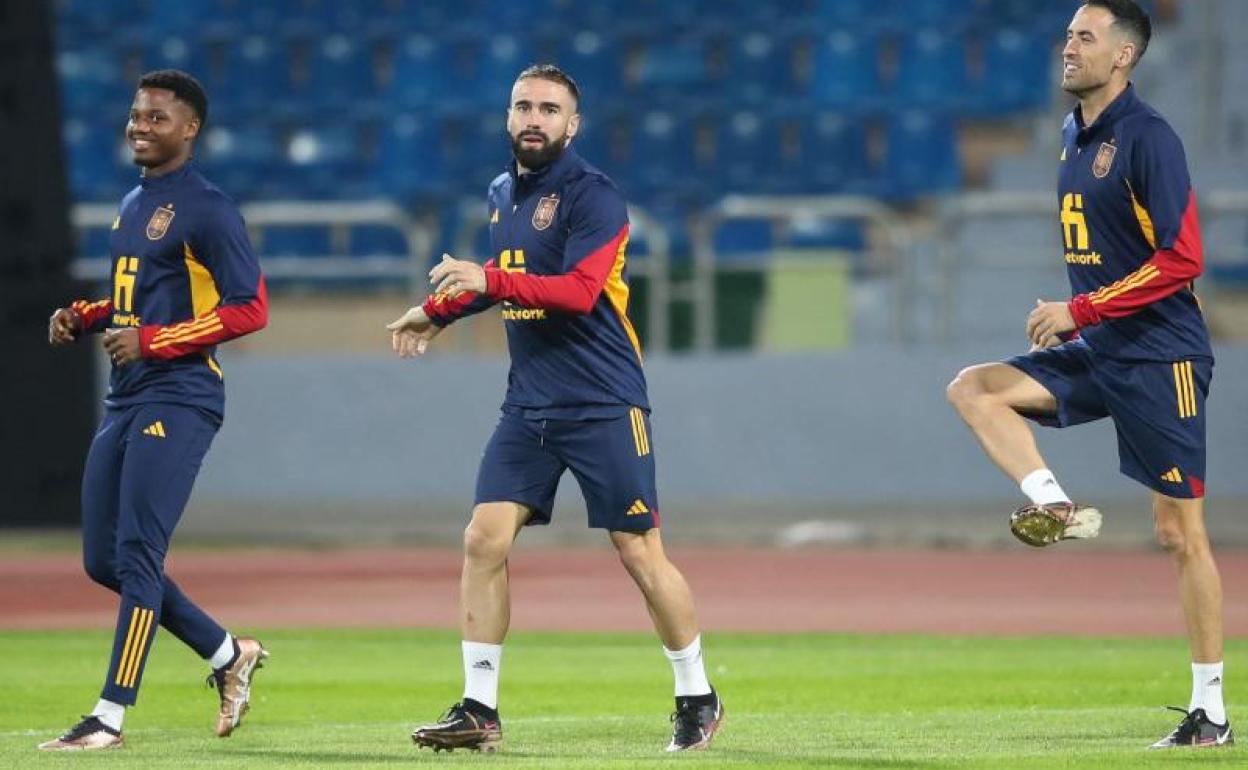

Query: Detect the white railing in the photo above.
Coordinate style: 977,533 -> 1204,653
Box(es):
691,195 -> 914,348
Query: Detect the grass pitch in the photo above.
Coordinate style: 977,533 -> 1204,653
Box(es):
0,629 -> 1242,768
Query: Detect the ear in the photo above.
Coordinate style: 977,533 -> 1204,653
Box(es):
566,112 -> 581,141
184,117 -> 201,142
1114,42 -> 1136,70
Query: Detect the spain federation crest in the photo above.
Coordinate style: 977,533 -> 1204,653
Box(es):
146,204 -> 175,240
1092,142 -> 1117,179
532,195 -> 559,231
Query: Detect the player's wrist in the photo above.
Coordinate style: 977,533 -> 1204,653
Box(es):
1067,294 -> 1100,328
483,265 -> 505,299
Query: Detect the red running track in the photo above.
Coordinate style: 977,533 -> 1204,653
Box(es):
3,547 -> 1246,637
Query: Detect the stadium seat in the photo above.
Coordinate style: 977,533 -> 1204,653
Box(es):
805,110 -> 872,194
808,30 -> 881,109
388,34 -> 451,107
464,32 -> 537,108
974,27 -> 1056,113
375,113 -> 447,198
217,35 -> 289,109
728,31 -> 799,104
892,29 -> 969,109
304,34 -> 378,107
712,218 -> 775,264
256,225 -> 333,257
347,225 -> 411,257
635,38 -> 710,99
882,110 -> 960,199
553,29 -> 625,99
57,46 -> 129,117
63,119 -> 131,201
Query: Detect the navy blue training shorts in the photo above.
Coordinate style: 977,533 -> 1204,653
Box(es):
474,408 -> 660,531
1006,338 -> 1212,498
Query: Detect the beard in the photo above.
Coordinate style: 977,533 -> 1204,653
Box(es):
511,130 -> 567,170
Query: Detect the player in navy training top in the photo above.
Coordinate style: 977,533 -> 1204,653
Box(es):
389,65 -> 722,753
42,71 -> 269,751
947,1 -> 1232,749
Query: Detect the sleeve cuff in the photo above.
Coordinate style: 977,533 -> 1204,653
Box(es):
484,266 -> 504,299
1068,294 -> 1101,328
138,325 -> 158,357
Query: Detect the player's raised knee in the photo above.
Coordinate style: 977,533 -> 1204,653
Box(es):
945,366 -> 986,412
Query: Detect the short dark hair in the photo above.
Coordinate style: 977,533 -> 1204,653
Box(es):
137,69 -> 209,125
515,64 -> 581,110
1084,0 -> 1152,66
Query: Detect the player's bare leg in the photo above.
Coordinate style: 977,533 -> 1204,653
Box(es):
610,528 -> 698,649
946,363 -> 1057,482
1149,491 -> 1232,747
461,502 -> 530,644
1154,493 -> 1223,664
611,528 -> 722,751
947,363 -> 1101,544
412,502 -> 528,753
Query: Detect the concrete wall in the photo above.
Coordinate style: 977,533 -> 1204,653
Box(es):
165,344 -> 1246,540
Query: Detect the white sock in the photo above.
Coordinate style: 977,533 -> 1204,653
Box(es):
208,633 -> 236,669
91,699 -> 125,732
1190,661 -> 1226,724
1019,469 -> 1071,506
664,635 -> 711,697
462,641 -> 502,710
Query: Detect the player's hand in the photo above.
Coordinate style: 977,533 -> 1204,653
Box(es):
1026,299 -> 1075,348
429,253 -> 486,298
386,305 -> 441,358
48,308 -> 81,345
102,328 -> 141,367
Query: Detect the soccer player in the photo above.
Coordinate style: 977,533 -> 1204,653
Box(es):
41,70 -> 269,750
388,64 -> 723,753
946,0 -> 1232,749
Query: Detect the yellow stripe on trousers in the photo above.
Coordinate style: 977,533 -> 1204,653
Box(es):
121,608 -> 155,688
114,607 -> 142,686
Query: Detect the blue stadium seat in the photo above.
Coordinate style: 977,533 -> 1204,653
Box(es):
58,46 -> 129,118
554,30 -> 625,100
713,218 -> 775,263
286,124 -> 362,196
813,0 -> 876,28
466,33 -> 537,108
303,34 -> 378,107
217,35 -> 289,109
348,225 -> 410,257
808,31 -> 881,109
976,27 -> 1056,113
201,124 -> 283,185
635,38 -> 710,98
627,110 -> 707,198
389,34 -> 450,107
63,118 -> 131,201
892,29 -> 968,109
728,32 -> 798,104
375,113 -> 447,198
905,0 -> 974,26
715,110 -> 774,193
805,111 -> 871,193
882,110 -> 960,199
257,225 -> 333,257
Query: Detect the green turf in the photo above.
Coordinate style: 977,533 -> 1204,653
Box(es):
0,629 -> 1242,768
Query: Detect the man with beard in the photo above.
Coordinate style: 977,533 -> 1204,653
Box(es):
40,70 -> 269,750
388,64 -> 722,754
947,0 -> 1231,749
